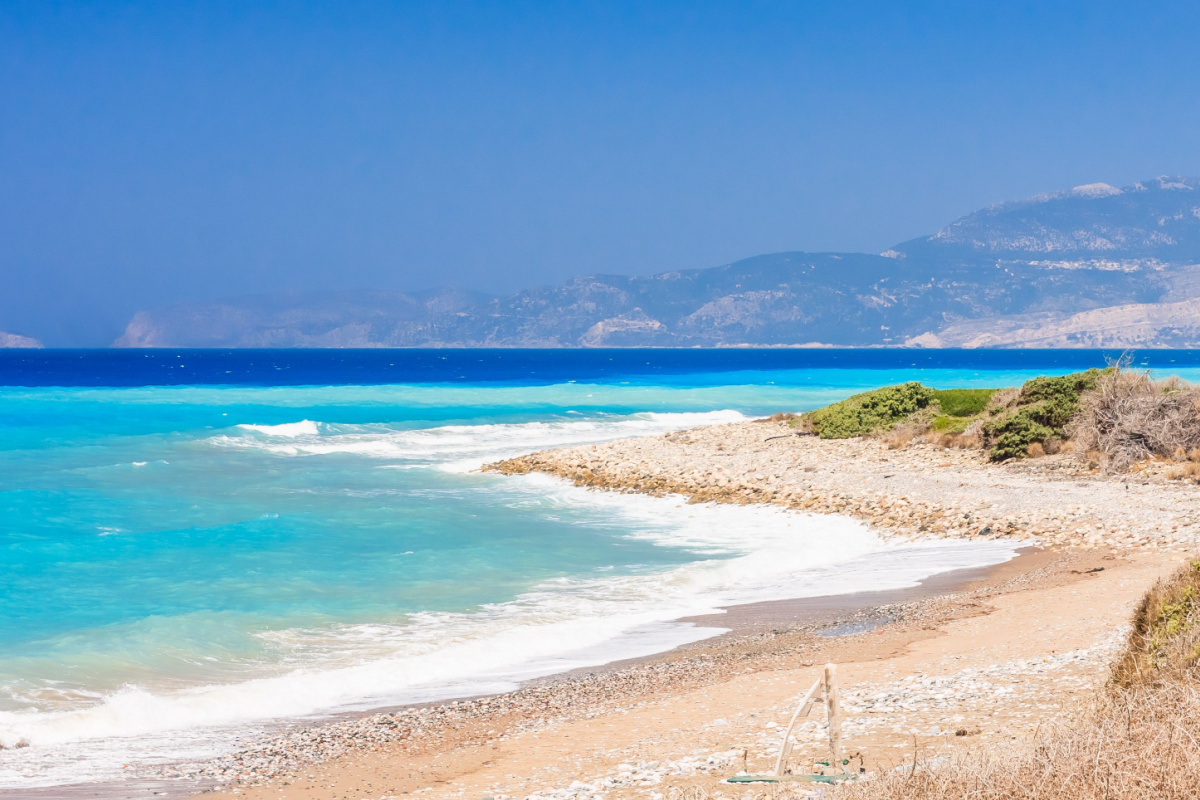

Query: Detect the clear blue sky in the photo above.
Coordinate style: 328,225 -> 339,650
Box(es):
3,1 -> 1200,345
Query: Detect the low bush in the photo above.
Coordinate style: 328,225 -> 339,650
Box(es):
804,385 -> 997,440
806,383 -> 935,439
1113,559 -> 1200,686
798,367 -> 1200,472
982,368 -> 1108,461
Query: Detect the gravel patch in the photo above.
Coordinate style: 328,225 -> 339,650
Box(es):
487,420 -> 1200,550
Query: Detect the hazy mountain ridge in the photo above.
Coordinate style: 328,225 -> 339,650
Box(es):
0,331 -> 43,348
115,176 -> 1200,348
114,288 -> 493,348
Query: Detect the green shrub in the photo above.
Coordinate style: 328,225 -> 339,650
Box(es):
983,368 -> 1109,461
806,382 -> 934,439
985,411 -> 1057,461
930,388 -> 995,417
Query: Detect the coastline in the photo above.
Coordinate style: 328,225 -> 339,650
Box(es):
10,546 -> 1037,800
8,418 -> 1193,800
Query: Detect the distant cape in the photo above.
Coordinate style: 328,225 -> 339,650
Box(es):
115,176 -> 1200,349
0,331 -> 43,348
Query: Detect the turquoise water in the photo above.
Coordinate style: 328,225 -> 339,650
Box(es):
4,361 -> 1196,788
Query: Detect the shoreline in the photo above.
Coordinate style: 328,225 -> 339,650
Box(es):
0,545 -> 1040,800
486,418 -> 1200,549
180,542 -> 1158,800
7,417 -> 1195,800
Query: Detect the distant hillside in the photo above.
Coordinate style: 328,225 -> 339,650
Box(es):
114,288 -> 494,348
115,176 -> 1200,348
0,331 -> 43,348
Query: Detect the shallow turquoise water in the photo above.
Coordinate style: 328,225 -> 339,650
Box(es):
3,361 -> 1195,787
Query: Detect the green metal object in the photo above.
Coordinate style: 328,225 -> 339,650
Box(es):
725,773 -> 856,785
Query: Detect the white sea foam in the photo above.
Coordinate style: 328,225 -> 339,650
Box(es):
236,420 -> 321,437
0,476 -> 1019,787
0,410 -> 1021,788
214,410 -> 746,470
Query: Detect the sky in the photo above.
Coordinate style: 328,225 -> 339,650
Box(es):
3,1 -> 1200,346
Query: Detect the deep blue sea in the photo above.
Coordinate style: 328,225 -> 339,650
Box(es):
2,349 -> 1198,789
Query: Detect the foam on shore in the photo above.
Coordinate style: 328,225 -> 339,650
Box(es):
0,411 -> 1022,789
0,479 -> 1018,788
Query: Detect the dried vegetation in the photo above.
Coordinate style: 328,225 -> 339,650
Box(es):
801,367 -> 1200,474
834,560 -> 1200,800
1068,370 -> 1200,473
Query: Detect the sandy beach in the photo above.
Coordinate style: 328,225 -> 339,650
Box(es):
179,548 -> 1171,800
142,416 -> 1195,800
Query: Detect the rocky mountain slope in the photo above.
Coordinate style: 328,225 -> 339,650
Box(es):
115,176 -> 1200,348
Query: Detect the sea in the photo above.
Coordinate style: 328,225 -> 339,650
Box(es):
2,348 -> 1199,790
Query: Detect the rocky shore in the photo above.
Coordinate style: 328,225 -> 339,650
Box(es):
486,418 -> 1200,550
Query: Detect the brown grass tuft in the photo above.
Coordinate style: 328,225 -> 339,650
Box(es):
835,683 -> 1200,800
1169,462 -> 1200,483
937,432 -> 981,450
1025,441 -> 1045,458
757,412 -> 801,424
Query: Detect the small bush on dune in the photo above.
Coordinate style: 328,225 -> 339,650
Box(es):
799,367 -> 1200,472
1113,559 -> 1200,686
1068,369 -> 1200,473
805,385 -> 996,440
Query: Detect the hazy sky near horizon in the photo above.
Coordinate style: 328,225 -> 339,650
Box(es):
4,1 -> 1200,345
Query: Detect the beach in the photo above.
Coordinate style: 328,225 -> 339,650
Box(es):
169,416 -> 1193,800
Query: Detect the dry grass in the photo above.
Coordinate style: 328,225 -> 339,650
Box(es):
1169,462 -> 1200,483
1112,560 -> 1200,686
1068,370 -> 1200,473
834,685 -> 1200,800
937,432 -> 981,449
830,560 -> 1200,800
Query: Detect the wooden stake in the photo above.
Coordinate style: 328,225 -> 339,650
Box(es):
825,663 -> 843,774
772,678 -> 822,776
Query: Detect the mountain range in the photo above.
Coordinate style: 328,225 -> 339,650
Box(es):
115,175 -> 1200,348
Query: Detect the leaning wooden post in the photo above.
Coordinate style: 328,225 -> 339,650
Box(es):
772,678 -> 822,776
824,663 -> 843,774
